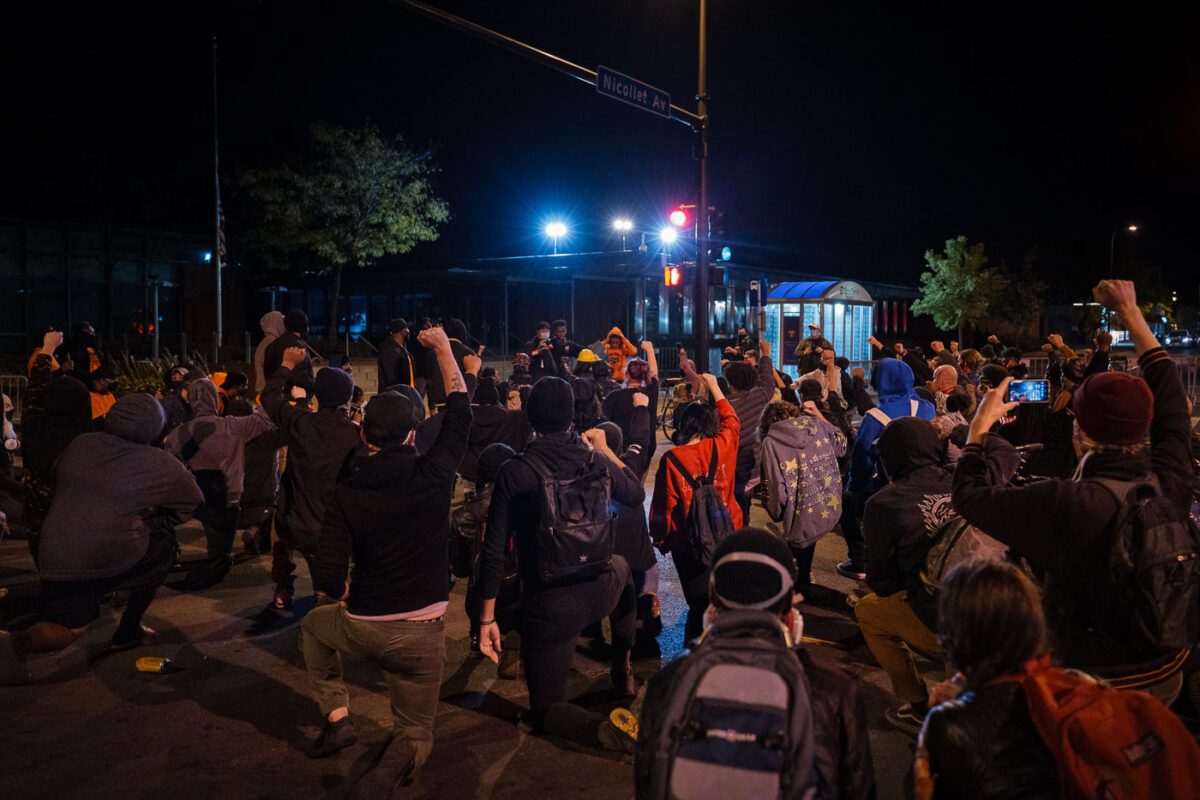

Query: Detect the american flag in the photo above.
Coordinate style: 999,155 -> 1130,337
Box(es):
217,199 -> 227,257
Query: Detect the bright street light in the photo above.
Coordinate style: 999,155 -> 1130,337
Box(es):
544,221 -> 567,255
659,227 -> 678,245
612,218 -> 633,232
1109,223 -> 1138,277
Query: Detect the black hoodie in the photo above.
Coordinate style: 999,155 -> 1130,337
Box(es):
862,416 -> 952,598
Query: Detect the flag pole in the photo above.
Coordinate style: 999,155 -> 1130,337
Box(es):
212,35 -> 223,351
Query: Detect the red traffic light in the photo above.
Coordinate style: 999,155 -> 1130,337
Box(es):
664,265 -> 682,287
669,205 -> 691,228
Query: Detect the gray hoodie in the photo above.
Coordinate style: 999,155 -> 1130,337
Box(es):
253,311 -> 285,393
39,393 -> 203,581
164,379 -> 274,504
760,414 -> 848,547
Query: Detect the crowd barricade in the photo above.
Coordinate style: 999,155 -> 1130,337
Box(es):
1,374 -> 28,422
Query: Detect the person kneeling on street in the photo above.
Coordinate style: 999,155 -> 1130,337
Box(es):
478,375 -> 644,752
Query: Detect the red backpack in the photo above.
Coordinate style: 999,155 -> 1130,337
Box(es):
999,657 -> 1200,800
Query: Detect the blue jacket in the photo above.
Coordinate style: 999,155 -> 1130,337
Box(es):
848,358 -> 935,492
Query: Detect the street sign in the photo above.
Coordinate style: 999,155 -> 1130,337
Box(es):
596,65 -> 672,119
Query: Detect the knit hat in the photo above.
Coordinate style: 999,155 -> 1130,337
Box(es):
314,367 -> 354,408
1073,371 -> 1153,446
473,378 -> 501,407
283,308 -> 309,335
710,528 -> 796,610
477,442 -> 516,486
363,391 -> 416,447
526,376 -> 574,433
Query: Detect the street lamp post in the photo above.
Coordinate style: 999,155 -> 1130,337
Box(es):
612,218 -> 633,251
1109,224 -> 1138,277
545,221 -> 567,255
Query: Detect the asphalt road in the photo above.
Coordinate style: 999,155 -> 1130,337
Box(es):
0,435 -> 937,800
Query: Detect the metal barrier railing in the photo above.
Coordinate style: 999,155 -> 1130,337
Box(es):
0,374 -> 29,423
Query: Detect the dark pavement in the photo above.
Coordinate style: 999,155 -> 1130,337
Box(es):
0,432 -> 934,800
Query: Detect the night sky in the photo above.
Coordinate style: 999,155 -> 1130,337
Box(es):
3,1 -> 1197,298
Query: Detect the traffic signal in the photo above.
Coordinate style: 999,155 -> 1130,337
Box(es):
663,264 -> 683,287
669,204 -> 693,229
709,210 -> 731,261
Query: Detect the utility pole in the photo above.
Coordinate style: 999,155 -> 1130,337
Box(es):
212,36 -> 223,350
694,0 -> 710,372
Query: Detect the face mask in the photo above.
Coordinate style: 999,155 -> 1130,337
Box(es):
539,331 -> 549,341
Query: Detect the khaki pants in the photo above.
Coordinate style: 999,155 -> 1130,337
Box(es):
855,590 -> 943,704
301,604 -> 446,767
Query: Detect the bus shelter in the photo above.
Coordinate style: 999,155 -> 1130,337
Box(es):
763,280 -> 875,380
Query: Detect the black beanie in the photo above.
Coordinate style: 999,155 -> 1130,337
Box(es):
283,308 -> 308,335
527,376 -> 574,433
363,391 -> 416,447
314,367 -> 354,408
477,442 -> 516,485
710,528 -> 797,610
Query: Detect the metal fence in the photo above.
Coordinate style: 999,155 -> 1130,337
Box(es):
0,374 -> 28,422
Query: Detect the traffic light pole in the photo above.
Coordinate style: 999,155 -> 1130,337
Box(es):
694,0 -> 710,373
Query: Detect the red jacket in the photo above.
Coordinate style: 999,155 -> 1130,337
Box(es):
649,398 -> 742,552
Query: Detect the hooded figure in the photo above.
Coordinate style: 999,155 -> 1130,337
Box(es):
19,358 -> 94,564
40,394 -> 203,582
848,358 -> 935,493
253,310 -> 286,393
165,378 -> 274,585
263,309 -> 315,393
603,326 -> 638,382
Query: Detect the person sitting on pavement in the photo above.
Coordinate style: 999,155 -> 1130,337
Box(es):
952,279 -> 1197,706
0,394 -> 203,683
649,373 -> 742,641
478,376 -> 644,752
636,528 -> 877,800
299,325 -> 471,798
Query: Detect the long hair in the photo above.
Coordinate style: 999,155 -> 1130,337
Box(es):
937,561 -> 1048,687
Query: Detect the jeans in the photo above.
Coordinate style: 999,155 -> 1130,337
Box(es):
855,590 -> 944,704
839,489 -> 868,569
520,556 -> 636,714
196,501 -> 240,562
672,549 -> 711,643
301,604 -> 446,768
788,543 -> 816,600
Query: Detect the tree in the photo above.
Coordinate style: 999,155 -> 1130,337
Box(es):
911,235 -> 1008,346
240,122 -> 450,340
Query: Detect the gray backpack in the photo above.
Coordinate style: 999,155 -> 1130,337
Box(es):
636,609 -> 817,800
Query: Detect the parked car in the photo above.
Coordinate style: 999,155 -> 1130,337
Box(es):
1163,329 -> 1193,348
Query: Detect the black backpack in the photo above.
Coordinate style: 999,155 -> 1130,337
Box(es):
665,441 -> 735,567
1091,477 -> 1200,653
635,609 -> 816,800
524,449 -> 614,586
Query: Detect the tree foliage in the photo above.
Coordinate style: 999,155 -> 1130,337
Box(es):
240,122 -> 450,339
911,235 -> 1008,342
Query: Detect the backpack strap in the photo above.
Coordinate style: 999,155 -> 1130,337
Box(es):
865,408 -> 891,426
665,448 -> 699,490
909,398 -> 919,416
706,440 -> 719,483
1087,475 -> 1159,505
